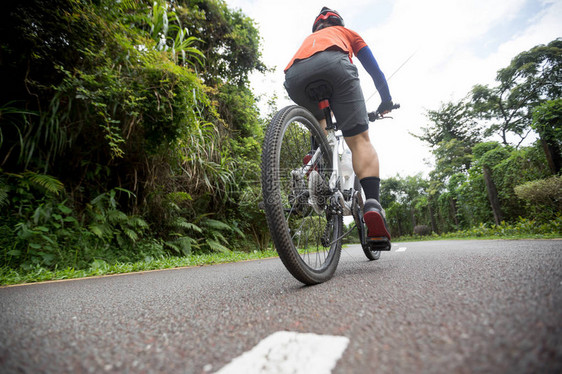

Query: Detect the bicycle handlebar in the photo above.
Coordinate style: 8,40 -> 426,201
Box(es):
368,103 -> 400,122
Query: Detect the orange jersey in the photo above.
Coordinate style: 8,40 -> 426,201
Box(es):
285,26 -> 368,72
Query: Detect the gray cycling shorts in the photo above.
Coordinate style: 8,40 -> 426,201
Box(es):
284,51 -> 369,137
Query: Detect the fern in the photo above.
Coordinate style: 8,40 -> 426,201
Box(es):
123,228 -> 139,241
129,216 -> 148,229
117,0 -> 142,11
230,224 -> 245,238
203,218 -> 232,231
23,171 -> 64,195
211,231 -> 227,245
172,217 -> 203,233
165,236 -> 197,256
206,239 -> 229,253
107,209 -> 128,224
89,223 -> 109,238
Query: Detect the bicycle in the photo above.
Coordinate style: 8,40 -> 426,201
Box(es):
261,80 -> 399,285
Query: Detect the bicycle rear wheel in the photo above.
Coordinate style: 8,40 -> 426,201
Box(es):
261,105 -> 343,285
351,177 -> 381,261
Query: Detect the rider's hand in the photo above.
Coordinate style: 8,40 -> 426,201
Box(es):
377,101 -> 394,115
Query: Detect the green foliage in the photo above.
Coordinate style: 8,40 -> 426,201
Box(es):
0,171 -> 163,270
394,125 -> 552,237
164,214 -> 244,255
87,188 -> 149,246
0,248 -> 279,286
146,0 -> 206,67
515,175 -> 562,220
4,0 -> 556,282
532,99 -> 562,174
431,138 -> 474,180
381,175 -> 430,237
0,0 -> 268,277
0,102 -> 40,168
441,217 -> 562,239
404,39 -> 561,238
415,100 -> 482,149
532,99 -> 562,143
393,216 -> 562,242
174,0 -> 266,85
150,188 -> 246,257
470,38 -> 562,146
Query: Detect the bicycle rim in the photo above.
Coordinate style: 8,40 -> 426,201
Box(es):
353,176 -> 381,261
261,106 -> 343,285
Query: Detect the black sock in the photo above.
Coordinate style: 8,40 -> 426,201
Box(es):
360,177 -> 380,201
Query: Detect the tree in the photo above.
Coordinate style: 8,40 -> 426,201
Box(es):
415,100 -> 482,185
414,100 -> 482,232
175,0 -> 266,86
416,100 -> 482,150
472,143 -> 510,225
471,38 -> 562,147
466,141 -> 550,225
532,99 -> 562,174
380,175 -> 430,236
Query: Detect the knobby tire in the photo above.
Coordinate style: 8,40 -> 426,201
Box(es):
261,106 -> 343,285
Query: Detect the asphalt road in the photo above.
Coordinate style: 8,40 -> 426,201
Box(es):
1,239 -> 561,373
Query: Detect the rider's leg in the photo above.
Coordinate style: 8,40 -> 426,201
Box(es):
319,118 -> 327,134
345,130 -> 390,239
344,130 -> 380,201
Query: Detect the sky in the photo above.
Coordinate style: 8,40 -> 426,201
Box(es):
225,0 -> 562,178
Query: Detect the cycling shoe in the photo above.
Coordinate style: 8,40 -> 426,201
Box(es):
363,198 -> 391,240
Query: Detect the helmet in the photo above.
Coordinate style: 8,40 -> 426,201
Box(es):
312,7 -> 344,32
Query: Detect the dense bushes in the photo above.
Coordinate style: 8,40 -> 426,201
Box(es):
0,0 -> 269,271
515,175 -> 562,219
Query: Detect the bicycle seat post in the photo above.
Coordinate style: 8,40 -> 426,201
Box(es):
305,80 -> 335,132
319,100 -> 335,131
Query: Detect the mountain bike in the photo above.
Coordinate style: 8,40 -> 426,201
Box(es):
261,80 -> 399,285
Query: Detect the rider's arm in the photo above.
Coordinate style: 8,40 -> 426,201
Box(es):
356,46 -> 392,103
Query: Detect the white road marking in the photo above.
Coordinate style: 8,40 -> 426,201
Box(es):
215,331 -> 349,374
395,247 -> 407,252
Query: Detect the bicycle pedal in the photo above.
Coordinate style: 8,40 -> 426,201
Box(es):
366,237 -> 391,251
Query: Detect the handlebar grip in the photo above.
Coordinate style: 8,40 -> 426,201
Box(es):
368,103 -> 400,122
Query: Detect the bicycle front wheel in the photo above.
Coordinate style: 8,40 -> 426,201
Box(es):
261,105 -> 343,285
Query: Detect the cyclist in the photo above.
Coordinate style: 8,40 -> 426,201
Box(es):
284,7 -> 393,240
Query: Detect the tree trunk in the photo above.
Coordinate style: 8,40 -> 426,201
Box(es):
483,165 -> 503,225
428,197 -> 438,234
541,138 -> 562,175
449,197 -> 459,227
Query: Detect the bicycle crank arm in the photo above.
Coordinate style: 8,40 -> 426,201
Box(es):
332,190 -> 352,216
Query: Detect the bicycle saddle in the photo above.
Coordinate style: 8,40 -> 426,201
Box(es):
305,80 -> 333,102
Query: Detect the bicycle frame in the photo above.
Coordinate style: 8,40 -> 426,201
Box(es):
302,127 -> 362,218
328,130 -> 358,217
306,100 -> 399,221
261,103 -> 398,284
298,97 -> 398,251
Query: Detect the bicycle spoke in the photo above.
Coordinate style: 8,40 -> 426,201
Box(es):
281,121 -> 333,267
262,106 -> 343,284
